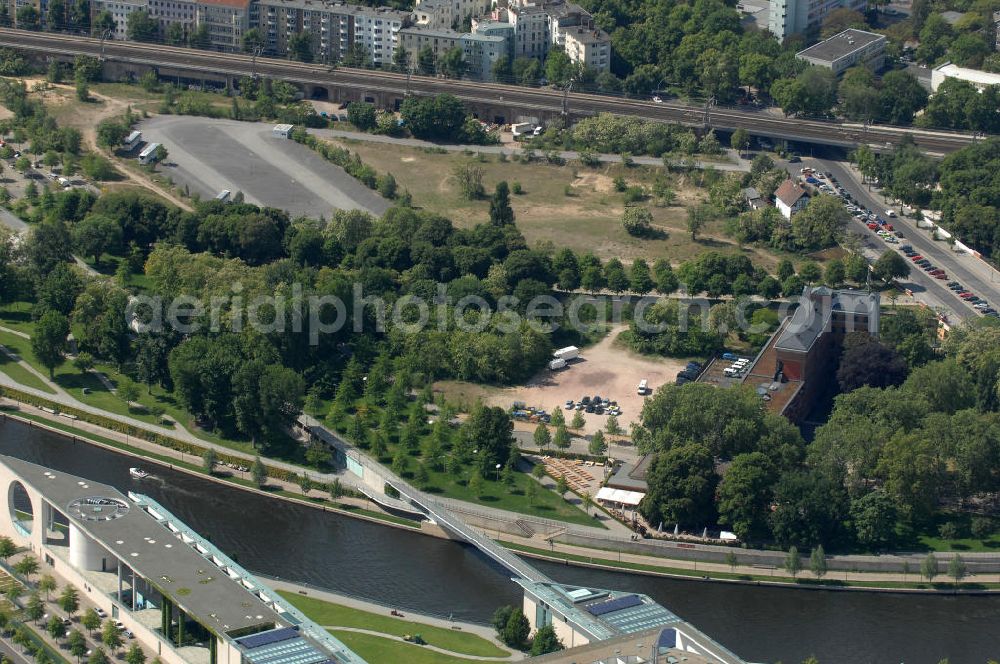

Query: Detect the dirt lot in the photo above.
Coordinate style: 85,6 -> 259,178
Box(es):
487,325 -> 689,435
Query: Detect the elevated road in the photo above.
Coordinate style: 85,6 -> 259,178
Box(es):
0,28 -> 979,155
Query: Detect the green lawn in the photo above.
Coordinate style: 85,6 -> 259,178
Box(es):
0,350 -> 55,393
329,630 -> 485,664
278,592 -> 509,658
0,302 -> 36,336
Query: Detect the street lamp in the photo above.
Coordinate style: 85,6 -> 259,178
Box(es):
495,463 -> 501,482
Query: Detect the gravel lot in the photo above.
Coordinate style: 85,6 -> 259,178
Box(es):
138,115 -> 390,218
489,326 -> 689,435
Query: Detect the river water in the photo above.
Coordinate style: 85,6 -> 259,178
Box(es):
1,417 -> 998,664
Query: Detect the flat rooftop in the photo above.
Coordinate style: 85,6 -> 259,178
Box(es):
797,29 -> 885,63
934,62 -> 1000,86
0,455 -> 283,635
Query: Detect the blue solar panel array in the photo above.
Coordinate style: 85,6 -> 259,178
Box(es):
237,627 -> 300,649
586,594 -> 643,616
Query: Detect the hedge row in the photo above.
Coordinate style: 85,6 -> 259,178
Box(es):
290,129 -> 397,199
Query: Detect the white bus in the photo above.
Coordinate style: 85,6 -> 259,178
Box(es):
123,130 -> 142,151
138,143 -> 160,165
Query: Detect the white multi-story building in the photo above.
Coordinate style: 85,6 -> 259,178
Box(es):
562,25 -> 609,70
413,0 -> 489,29
195,0 -> 251,51
768,0 -> 867,41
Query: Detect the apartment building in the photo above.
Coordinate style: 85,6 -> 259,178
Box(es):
562,25 -> 609,70
195,0 -> 251,51
413,0 -> 489,29
90,0 -> 146,39
147,0 -> 196,37
768,0 -> 867,41
258,0 -> 408,65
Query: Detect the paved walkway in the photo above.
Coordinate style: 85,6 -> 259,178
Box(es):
309,128 -> 752,172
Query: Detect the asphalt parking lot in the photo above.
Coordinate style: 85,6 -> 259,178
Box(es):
137,116 -> 391,218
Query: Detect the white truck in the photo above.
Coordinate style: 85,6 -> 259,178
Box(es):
549,358 -> 567,371
553,346 -> 579,361
511,122 -> 537,139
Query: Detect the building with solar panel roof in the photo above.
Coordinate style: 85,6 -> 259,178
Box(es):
514,579 -> 746,664
0,456 -> 366,664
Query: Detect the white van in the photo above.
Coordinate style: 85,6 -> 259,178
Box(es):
724,368 -> 738,377
637,379 -> 648,395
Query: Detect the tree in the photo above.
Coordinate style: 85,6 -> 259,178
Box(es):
872,250 -> 910,283
201,448 -> 216,474
589,430 -> 606,456
461,404 -> 514,477
653,259 -> 678,294
25,593 -> 44,623
622,206 -> 653,237
298,474 -> 314,495
640,443 -> 717,528
686,205 -> 708,241
921,552 -> 938,582
101,619 -> 122,653
553,425 -> 570,449
439,46 -> 467,79
605,414 -> 623,436
68,631 -> 87,662
81,608 -> 100,634
47,615 -> 67,640
792,195 -> 848,251
570,410 -> 585,429
489,181 -> 514,226
716,452 -> 774,542
15,5 -> 39,29
629,259 -> 653,294
59,587 -> 80,618
38,574 -> 56,602
492,605 -> 514,636
525,477 -> 538,505
117,378 -> 140,406
948,553 -> 966,585
73,214 -> 122,266
288,32 -> 314,62
417,45 -> 436,75
533,423 -> 551,450
730,128 -> 750,157
452,164 -> 485,200
124,645 -> 146,664
810,545 -> 827,578
14,555 -> 38,581
89,648 -> 109,664
530,624 -> 564,655
784,545 -> 802,578
242,27 -> 265,53
346,102 -> 377,131
603,258 -> 629,293
555,474 -> 568,497
468,472 -> 484,498
154,144 -> 168,164
400,94 -> 468,142
126,10 -> 157,41
837,334 -> 908,392
0,537 -> 16,562
501,608 -> 530,649
824,259 -> 845,286
849,489 -> 896,550
251,456 -> 267,488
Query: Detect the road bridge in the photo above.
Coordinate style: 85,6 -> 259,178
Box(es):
0,28 -> 980,155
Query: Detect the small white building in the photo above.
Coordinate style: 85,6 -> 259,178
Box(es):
796,29 -> 886,75
774,179 -> 809,220
931,62 -> 1000,92
272,124 -> 294,138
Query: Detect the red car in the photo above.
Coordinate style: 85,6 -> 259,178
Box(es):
933,273 -> 947,279
885,224 -> 894,231
960,292 -> 974,299
911,255 -> 923,261
867,223 -> 878,230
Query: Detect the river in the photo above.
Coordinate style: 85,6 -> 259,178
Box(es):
1,417 -> 998,664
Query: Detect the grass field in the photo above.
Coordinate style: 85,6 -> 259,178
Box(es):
330,630 -> 486,664
321,137 -> 791,268
277,591 -> 509,658
0,349 -> 54,394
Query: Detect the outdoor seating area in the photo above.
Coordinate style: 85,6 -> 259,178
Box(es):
539,456 -> 603,495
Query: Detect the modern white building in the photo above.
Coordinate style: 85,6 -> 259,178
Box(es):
931,62 -> 1000,92
0,455 -> 366,664
796,29 -> 886,75
768,0 -> 867,41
